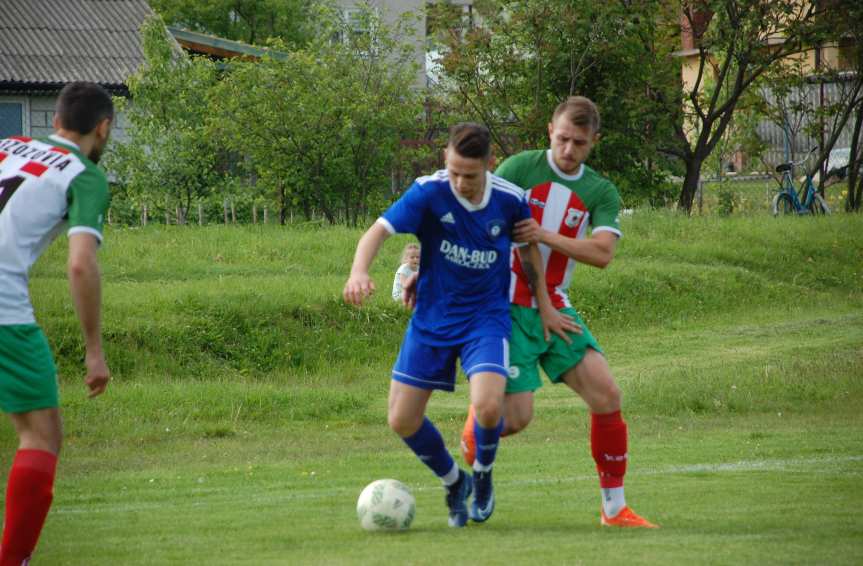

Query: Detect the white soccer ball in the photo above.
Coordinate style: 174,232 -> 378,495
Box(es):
356,479 -> 416,531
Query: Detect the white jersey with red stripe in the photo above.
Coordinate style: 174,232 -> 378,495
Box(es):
0,135 -> 109,325
498,150 -> 622,310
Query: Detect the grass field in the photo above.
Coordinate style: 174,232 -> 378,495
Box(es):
2,210 -> 862,564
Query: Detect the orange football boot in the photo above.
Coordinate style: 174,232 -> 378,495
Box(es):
460,404 -> 476,467
601,506 -> 659,528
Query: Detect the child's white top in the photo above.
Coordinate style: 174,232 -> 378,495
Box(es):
392,263 -> 418,301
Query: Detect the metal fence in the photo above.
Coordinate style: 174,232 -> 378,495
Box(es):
756,75 -> 859,166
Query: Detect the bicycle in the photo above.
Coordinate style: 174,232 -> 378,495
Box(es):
771,146 -> 831,216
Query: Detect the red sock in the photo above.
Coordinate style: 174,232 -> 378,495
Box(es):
1,450 -> 58,566
591,411 -> 627,489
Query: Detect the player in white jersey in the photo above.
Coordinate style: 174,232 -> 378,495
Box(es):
0,82 -> 113,565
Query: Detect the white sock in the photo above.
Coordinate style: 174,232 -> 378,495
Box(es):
473,461 -> 493,473
601,487 -> 626,517
441,462 -> 460,486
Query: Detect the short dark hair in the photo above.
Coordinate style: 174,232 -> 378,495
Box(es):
55,82 -> 114,135
552,96 -> 600,133
448,122 -> 491,160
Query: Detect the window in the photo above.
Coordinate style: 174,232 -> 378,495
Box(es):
837,37 -> 858,72
0,101 -> 25,138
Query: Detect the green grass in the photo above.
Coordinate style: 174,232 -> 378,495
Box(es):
2,211 -> 862,564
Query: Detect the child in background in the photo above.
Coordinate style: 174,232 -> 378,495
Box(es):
392,243 -> 420,301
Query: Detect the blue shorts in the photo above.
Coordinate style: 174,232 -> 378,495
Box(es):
392,329 -> 509,392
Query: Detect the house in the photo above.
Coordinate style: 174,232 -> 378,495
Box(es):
0,0 -> 278,145
0,0 -> 154,142
336,0 -> 474,87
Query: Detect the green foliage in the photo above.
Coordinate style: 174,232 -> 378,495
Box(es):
716,185 -> 737,215
107,7 -> 426,226
431,0 -> 682,206
106,16 -> 221,220
148,0 -> 316,47
209,4 -> 425,225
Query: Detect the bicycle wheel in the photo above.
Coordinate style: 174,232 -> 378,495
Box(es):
772,193 -> 795,216
807,193 -> 830,215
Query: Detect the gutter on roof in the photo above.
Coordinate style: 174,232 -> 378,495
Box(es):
0,81 -> 129,96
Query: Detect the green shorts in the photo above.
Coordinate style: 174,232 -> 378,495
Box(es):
507,304 -> 602,394
0,324 -> 59,414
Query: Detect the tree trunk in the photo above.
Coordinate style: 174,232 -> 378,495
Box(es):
278,183 -> 287,225
846,101 -> 863,212
678,157 -> 703,213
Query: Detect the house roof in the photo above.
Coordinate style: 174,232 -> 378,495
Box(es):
167,27 -> 283,61
0,0 -> 153,94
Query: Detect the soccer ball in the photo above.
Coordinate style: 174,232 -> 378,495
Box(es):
356,479 -> 416,531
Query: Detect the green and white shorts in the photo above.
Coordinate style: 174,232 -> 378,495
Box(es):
507,304 -> 602,394
0,324 -> 59,414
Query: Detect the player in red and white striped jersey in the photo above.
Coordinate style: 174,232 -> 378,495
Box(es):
462,96 -> 658,528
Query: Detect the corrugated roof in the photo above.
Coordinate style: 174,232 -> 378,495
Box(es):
0,0 -> 153,92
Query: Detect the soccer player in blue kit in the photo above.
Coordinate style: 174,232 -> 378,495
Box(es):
344,123 -> 573,527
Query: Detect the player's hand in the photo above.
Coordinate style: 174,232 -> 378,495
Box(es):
401,272 -> 418,310
84,351 -> 110,398
343,272 -> 376,305
538,305 -> 582,344
513,218 -> 542,244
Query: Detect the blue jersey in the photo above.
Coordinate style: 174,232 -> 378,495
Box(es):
379,169 -> 531,345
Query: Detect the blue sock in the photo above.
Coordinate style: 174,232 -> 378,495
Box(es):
473,417 -> 504,471
402,417 -> 456,480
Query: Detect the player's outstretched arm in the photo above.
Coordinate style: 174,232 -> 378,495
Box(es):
68,233 -> 110,398
401,272 -> 418,310
519,244 -> 581,343
514,219 -> 618,268
344,222 -> 391,306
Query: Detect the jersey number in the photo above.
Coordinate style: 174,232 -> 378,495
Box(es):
0,175 -> 25,213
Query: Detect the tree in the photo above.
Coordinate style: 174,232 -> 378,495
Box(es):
148,0 -> 315,48
838,1 -> 863,212
756,40 -> 863,194
658,0 -> 840,212
210,5 -> 425,225
431,0 -> 681,207
106,16 -> 221,222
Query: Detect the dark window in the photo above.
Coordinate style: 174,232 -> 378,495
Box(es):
0,102 -> 24,138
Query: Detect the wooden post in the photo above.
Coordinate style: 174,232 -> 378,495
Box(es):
263,207 -> 268,224
142,204 -> 148,226
223,200 -> 229,224
697,179 -> 704,215
252,204 -> 258,224
198,203 -> 203,226
231,201 -> 236,224
164,210 -> 170,225
107,208 -> 113,226
176,206 -> 181,225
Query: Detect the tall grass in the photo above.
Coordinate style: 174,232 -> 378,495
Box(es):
26,212 -> 862,421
